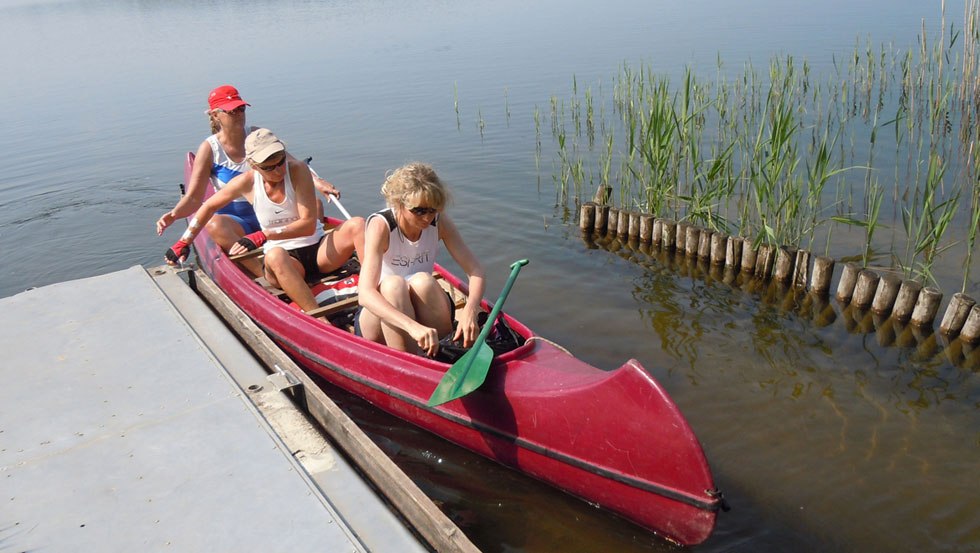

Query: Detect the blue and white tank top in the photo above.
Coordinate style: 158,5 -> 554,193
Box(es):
252,165 -> 324,252
367,208 -> 440,280
206,134 -> 249,202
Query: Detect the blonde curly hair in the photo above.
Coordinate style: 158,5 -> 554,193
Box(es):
380,162 -> 452,211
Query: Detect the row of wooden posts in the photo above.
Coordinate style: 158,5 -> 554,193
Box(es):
579,201 -> 980,344
584,236 -> 980,371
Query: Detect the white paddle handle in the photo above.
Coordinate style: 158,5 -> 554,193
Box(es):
308,166 -> 353,220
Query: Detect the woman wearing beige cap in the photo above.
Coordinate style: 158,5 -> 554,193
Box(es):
166,128 -> 365,313
156,85 -> 342,276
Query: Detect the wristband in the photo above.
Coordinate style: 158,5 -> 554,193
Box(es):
166,240 -> 191,264
236,230 -> 267,251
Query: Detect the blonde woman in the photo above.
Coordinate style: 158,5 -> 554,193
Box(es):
356,163 -> 485,357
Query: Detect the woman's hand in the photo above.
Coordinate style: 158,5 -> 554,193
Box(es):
410,323 -> 441,357
156,211 -> 175,235
312,176 -> 340,198
454,304 -> 482,348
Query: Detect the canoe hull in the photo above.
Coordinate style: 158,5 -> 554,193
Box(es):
187,154 -> 721,545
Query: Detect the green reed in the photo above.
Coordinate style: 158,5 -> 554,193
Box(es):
538,2 -> 979,288
901,151 -> 961,284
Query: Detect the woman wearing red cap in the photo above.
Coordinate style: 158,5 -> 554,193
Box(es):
165,128 -> 365,313
156,85 -> 341,275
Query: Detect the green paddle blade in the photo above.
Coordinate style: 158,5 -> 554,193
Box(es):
426,342 -> 493,406
427,259 -> 529,407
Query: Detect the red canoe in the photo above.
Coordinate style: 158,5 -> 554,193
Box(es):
185,154 -> 724,545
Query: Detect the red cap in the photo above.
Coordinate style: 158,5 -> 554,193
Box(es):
208,85 -> 250,111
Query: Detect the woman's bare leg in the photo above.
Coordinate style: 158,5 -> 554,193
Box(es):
207,215 -> 263,277
264,248 -> 317,312
407,273 -> 453,338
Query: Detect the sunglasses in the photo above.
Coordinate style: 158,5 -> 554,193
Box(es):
255,154 -> 286,172
409,206 -> 438,216
221,106 -> 246,115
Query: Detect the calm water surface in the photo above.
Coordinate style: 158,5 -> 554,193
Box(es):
2,1 -> 978,551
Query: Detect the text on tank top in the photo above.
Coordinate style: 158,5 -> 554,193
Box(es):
368,208 -> 440,280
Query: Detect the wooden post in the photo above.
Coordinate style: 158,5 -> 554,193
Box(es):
710,233 -> 727,265
651,219 -> 664,246
793,249 -> 811,289
579,202 -> 596,232
773,246 -> 797,282
722,265 -> 737,286
871,273 -> 902,315
726,236 -> 743,270
639,214 -> 655,243
685,226 -> 699,257
675,222 -> 688,252
939,293 -> 976,335
606,207 -> 619,235
852,269 -> 880,308
960,305 -> 980,343
810,256 -> 835,295
755,244 -> 775,279
697,229 -> 713,260
593,185 -> 612,204
617,209 -> 630,237
836,262 -> 861,303
911,286 -> 943,327
594,204 -> 609,233
891,279 -> 922,322
626,211 -> 640,240
740,240 -> 757,273
662,219 -> 676,250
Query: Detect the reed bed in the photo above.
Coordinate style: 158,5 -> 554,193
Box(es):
547,0 -> 980,292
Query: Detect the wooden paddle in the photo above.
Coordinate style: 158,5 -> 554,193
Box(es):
427,259 -> 529,406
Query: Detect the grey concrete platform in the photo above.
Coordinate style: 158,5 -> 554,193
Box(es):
1,266 -> 428,552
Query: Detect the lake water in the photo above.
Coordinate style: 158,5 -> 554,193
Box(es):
2,1 -> 978,551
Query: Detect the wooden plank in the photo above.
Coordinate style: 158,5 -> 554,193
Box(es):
254,260 -> 360,300
305,295 -> 360,320
435,273 -> 467,309
229,247 -> 264,263
191,269 -> 479,553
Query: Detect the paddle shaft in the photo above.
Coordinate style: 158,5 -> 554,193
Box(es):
472,259 -> 528,348
427,259 -> 529,406
306,162 -> 352,220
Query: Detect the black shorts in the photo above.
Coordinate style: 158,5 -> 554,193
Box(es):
266,238 -> 324,284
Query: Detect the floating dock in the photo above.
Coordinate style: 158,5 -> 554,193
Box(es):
1,265 -> 473,552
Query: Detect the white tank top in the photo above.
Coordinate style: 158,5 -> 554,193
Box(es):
367,208 -> 439,280
252,166 -> 324,252
206,134 -> 249,202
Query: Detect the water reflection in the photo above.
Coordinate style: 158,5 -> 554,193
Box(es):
585,229 -> 980,387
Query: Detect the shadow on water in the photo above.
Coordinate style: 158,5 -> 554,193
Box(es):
310,377 -> 685,553
309,380 -> 852,552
